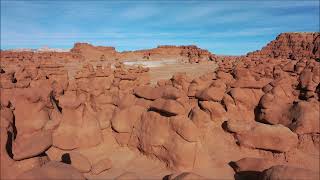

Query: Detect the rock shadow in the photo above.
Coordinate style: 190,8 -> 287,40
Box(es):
61,153 -> 71,164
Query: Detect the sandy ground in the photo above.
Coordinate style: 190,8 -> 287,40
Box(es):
122,59 -> 218,84
62,58 -> 217,83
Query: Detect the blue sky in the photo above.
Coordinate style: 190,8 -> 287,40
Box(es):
1,0 -> 319,55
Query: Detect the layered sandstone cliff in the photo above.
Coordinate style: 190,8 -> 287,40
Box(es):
69,43 -> 216,63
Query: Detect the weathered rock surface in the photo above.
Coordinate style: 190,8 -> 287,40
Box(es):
247,32 -> 320,60
91,158 -> 112,175
66,152 -> 92,173
1,32 -> 319,180
17,161 -> 86,180
227,120 -> 298,152
260,165 -> 319,180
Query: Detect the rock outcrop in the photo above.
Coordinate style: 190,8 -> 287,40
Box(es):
247,32 -> 320,60
1,32 -> 319,180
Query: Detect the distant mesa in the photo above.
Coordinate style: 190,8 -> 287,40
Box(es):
2,32 -> 319,61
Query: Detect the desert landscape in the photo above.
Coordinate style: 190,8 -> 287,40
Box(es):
0,32 -> 319,180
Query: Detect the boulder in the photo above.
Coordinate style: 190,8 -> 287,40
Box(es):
13,130 -> 52,160
231,78 -> 273,89
171,72 -> 191,93
260,165 -> 319,180
161,86 -> 186,100
52,104 -> 103,150
188,106 -> 211,129
58,91 -> 85,109
229,88 -> 264,110
199,101 -> 226,122
96,104 -> 116,129
150,98 -> 186,116
299,68 -> 319,92
14,99 -> 50,135
111,105 -> 145,133
258,92 -> 293,126
116,93 -> 137,109
227,120 -> 298,152
187,77 -> 212,97
134,86 -> 163,100
65,152 -> 91,173
195,86 -> 225,101
289,101 -> 320,134
170,115 -> 200,142
231,157 -> 278,172
136,111 -> 170,146
135,98 -> 153,109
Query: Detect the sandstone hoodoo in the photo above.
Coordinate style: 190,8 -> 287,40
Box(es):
1,32 -> 319,180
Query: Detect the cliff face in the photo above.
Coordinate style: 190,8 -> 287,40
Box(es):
70,43 -> 216,63
70,43 -> 118,61
140,45 -> 216,63
247,32 -> 320,60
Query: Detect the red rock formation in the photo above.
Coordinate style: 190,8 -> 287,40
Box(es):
71,43 -> 117,61
0,32 -> 319,180
247,32 -> 320,60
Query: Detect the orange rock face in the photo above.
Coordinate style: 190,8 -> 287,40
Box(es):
247,32 -> 320,60
1,32 -> 319,180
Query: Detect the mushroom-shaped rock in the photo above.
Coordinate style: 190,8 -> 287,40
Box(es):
150,98 -> 185,116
